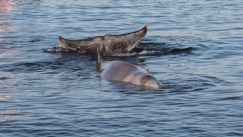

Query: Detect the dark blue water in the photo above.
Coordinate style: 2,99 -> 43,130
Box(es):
1,0 -> 243,136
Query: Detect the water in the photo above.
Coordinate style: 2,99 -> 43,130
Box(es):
1,0 -> 243,136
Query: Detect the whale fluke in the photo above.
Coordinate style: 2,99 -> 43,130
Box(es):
58,26 -> 148,55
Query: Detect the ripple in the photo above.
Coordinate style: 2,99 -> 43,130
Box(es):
45,42 -> 196,57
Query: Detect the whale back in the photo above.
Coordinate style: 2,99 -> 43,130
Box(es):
101,61 -> 147,82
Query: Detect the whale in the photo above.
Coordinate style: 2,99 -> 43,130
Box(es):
58,26 -> 148,55
96,47 -> 162,89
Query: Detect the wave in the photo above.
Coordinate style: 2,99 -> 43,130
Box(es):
43,47 -> 72,52
43,42 -> 196,56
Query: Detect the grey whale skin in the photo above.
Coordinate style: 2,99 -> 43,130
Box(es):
58,26 -> 148,55
96,48 -> 162,89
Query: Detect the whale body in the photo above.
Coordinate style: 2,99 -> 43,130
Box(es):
96,48 -> 162,89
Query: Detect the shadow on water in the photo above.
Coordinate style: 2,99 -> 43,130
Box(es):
1,51 -> 95,74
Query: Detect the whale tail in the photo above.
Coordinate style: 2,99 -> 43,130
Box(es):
58,26 -> 148,55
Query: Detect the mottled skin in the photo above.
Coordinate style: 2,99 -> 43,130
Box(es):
96,48 -> 162,89
58,26 -> 148,55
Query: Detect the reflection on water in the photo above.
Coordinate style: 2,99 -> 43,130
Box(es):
0,110 -> 20,121
0,0 -> 17,32
0,74 -> 20,122
0,0 -> 13,12
0,0 -> 20,122
0,50 -> 17,59
0,0 -> 18,63
0,93 -> 13,101
0,19 -> 16,33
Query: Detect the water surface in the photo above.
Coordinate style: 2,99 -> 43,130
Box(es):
0,0 -> 243,136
